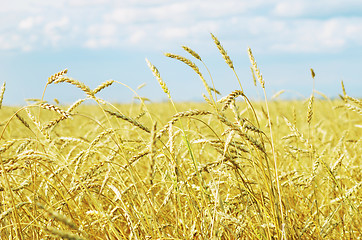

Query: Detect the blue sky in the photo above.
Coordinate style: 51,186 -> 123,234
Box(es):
1,0 -> 361,105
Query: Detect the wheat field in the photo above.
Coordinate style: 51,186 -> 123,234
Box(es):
0,35 -> 361,239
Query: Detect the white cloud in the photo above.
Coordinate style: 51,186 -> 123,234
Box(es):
68,0 -> 111,7
18,16 -> 44,30
272,0 -> 362,18
269,17 -> 362,52
105,8 -> 141,24
273,1 -> 306,17
87,23 -> 117,37
127,30 -> 146,45
42,17 -> 71,47
1,0 -> 362,53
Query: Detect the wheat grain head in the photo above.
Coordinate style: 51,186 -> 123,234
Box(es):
210,33 -> 234,69
0,81 -> 5,109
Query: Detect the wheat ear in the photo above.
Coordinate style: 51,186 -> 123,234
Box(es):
0,81 -> 5,109
155,110 -> 212,139
149,122 -> 157,185
0,202 -> 29,221
182,46 -> 202,61
172,109 -> 211,118
105,109 -> 150,133
307,95 -> 314,125
341,80 -> 346,96
39,103 -> 71,118
53,76 -> 94,97
67,99 -> 86,113
0,141 -> 16,154
145,58 -> 171,99
345,95 -> 362,108
93,80 -> 115,94
221,90 -> 244,111
42,116 -> 68,131
248,48 -> 265,88
47,69 -> 68,84
210,33 -> 234,69
165,53 -> 213,100
36,202 -> 77,229
310,68 -> 316,79
15,113 -> 31,130
46,227 -> 84,240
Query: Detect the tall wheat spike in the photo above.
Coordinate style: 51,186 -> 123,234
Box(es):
47,69 -> 68,85
93,80 -> 115,95
182,46 -> 202,61
0,81 -> 5,109
53,76 -> 94,97
221,90 -> 244,111
145,58 -> 171,99
105,109 -> 150,133
164,53 -> 213,101
248,48 -> 265,88
39,103 -> 71,118
341,80 -> 346,96
307,95 -> 314,125
210,33 -> 234,69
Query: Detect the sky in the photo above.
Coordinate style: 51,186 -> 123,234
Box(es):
0,0 -> 361,105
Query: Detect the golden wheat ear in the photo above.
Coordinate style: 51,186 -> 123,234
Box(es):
0,81 -> 5,109
53,76 -> 94,97
220,90 -> 244,111
47,69 -> 68,85
248,48 -> 265,88
105,109 -> 151,133
182,46 -> 202,61
39,103 -> 71,119
93,80 -> 115,95
145,58 -> 171,98
210,33 -> 234,69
